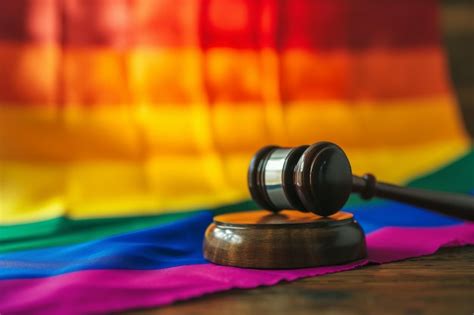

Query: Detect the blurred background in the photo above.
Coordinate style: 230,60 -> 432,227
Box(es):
0,0 -> 472,224
440,0 -> 473,135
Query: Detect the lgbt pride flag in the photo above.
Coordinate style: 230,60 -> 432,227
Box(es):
0,1 -> 473,314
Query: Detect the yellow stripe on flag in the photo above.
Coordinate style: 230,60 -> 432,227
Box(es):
0,96 -> 469,223
0,97 -> 467,161
0,139 -> 469,224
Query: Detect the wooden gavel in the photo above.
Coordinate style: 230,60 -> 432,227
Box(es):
248,141 -> 474,221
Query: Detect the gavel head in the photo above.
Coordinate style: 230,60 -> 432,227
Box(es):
248,142 -> 353,217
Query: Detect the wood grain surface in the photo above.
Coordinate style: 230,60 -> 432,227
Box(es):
125,246 -> 474,315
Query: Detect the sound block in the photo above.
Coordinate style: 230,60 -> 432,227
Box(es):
204,210 -> 367,269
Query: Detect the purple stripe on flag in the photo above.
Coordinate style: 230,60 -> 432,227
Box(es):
1,223 -> 473,315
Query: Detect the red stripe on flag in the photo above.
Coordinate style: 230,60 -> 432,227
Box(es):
0,0 -> 441,50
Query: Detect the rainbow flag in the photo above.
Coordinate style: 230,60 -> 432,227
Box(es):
0,0 -> 473,313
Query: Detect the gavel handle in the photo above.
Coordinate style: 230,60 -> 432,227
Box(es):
352,174 -> 474,221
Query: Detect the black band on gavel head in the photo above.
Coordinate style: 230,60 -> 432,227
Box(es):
248,142 -> 353,217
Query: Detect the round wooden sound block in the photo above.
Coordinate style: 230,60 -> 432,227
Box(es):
204,210 -> 367,269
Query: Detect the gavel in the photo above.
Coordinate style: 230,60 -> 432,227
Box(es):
248,141 -> 474,221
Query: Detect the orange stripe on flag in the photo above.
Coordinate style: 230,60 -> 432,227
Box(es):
0,45 -> 452,106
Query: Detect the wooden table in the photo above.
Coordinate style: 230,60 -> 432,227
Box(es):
129,246 -> 474,315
